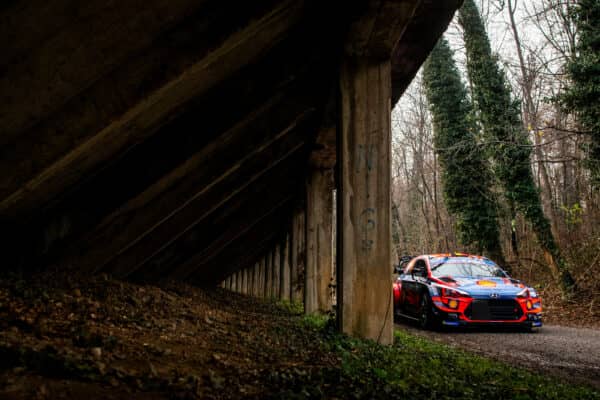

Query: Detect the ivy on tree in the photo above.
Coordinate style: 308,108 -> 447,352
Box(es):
458,0 -> 576,295
423,38 -> 507,269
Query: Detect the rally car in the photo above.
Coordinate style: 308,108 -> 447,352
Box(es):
393,253 -> 542,330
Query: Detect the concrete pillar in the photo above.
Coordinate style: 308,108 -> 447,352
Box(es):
240,269 -> 245,294
338,57 -> 393,344
305,168 -> 334,314
291,207 -> 305,304
265,250 -> 272,298
252,262 -> 259,297
254,262 -> 260,296
258,257 -> 265,298
280,234 -> 291,301
249,264 -> 254,295
272,244 -> 281,299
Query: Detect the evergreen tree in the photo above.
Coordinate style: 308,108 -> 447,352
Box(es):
560,0 -> 600,189
458,0 -> 576,294
423,38 -> 507,269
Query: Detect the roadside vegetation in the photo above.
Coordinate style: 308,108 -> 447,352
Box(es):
301,319 -> 600,400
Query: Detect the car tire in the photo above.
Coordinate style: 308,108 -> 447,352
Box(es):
418,293 -> 436,330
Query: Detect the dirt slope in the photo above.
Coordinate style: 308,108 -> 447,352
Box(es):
0,273 -> 338,399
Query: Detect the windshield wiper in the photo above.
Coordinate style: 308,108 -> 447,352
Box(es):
430,261 -> 446,271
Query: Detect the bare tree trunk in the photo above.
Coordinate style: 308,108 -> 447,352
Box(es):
507,0 -> 559,238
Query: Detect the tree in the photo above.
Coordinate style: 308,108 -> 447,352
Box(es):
560,0 -> 600,189
506,0 -> 560,236
423,38 -> 507,268
392,76 -> 456,255
458,0 -> 577,295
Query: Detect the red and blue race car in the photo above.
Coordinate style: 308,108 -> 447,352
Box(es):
393,253 -> 542,330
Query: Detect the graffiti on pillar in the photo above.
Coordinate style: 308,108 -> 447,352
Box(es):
356,141 -> 378,251
355,144 -> 377,174
360,207 -> 376,251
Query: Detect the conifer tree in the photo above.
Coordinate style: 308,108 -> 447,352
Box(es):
458,0 -> 576,294
423,38 -> 507,269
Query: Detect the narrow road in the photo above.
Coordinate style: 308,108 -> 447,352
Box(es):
396,322 -> 600,389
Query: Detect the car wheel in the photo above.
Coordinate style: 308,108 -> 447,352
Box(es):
418,293 -> 435,330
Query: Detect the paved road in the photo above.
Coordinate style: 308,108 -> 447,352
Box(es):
396,322 -> 600,389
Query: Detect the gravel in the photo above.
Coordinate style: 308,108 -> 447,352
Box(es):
396,322 -> 600,389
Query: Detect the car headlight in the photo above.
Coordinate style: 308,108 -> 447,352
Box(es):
517,287 -> 538,298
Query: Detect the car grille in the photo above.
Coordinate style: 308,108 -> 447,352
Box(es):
465,299 -> 522,321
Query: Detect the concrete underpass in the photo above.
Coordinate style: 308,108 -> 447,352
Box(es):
1,0 -> 461,346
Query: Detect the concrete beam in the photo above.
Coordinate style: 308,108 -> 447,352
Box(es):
86,108 -> 312,278
391,0 -> 462,104
161,188 -> 297,281
0,0 -> 207,141
344,0 -> 421,59
197,215 -> 284,286
338,56 -> 393,344
305,168 -> 334,314
0,0 -> 305,220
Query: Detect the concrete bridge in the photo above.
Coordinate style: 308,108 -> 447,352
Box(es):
1,0 -> 460,344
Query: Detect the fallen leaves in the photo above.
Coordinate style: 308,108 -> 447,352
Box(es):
0,272 -> 334,399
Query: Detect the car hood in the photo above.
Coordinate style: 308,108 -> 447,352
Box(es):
445,277 -> 527,298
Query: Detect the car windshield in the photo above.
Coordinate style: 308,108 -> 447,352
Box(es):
430,258 -> 507,278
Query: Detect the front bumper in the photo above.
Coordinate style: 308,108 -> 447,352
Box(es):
438,312 -> 542,328
431,296 -> 543,328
